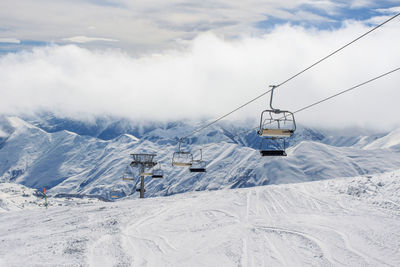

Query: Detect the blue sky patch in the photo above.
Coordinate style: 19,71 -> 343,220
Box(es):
0,40 -> 50,55
255,1 -> 400,31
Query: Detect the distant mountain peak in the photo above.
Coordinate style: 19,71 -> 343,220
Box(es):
1,114 -> 399,199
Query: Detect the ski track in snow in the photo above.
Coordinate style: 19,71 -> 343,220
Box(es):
1,171 -> 400,266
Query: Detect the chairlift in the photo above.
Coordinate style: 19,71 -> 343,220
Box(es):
259,137 -> 287,156
110,185 -> 124,199
258,110 -> 295,137
189,161 -> 207,172
122,166 -> 135,181
257,85 -> 296,156
152,164 -> 164,178
172,139 -> 193,167
189,149 -> 206,173
110,191 -> 120,199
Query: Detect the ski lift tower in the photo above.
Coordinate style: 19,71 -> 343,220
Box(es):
130,153 -> 157,198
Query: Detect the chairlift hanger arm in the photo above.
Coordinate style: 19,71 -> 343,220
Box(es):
178,138 -> 183,152
269,85 -> 280,111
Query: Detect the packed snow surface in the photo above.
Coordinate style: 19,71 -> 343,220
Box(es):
1,170 -> 400,266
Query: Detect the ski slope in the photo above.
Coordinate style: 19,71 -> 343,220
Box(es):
1,170 -> 399,266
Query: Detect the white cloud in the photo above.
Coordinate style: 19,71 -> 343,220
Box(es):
0,0 -> 343,53
1,1 -> 399,55
349,0 -> 375,8
288,10 -> 336,22
0,38 -> 20,44
364,15 -> 396,25
376,6 -> 400,14
0,128 -> 8,137
0,20 -> 399,130
62,36 -> 118,43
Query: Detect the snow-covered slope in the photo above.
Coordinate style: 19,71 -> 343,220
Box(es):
363,128 -> 400,150
0,182 -> 103,212
0,182 -> 44,211
1,115 -> 400,199
0,170 -> 399,266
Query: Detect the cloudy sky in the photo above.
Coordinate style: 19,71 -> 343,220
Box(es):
0,0 -> 399,130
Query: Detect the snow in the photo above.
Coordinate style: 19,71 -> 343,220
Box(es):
1,170 -> 400,266
0,183 -> 103,212
363,128 -> 400,150
1,116 -> 400,199
0,183 -> 42,212
0,128 -> 7,138
7,116 -> 38,130
123,134 -> 139,142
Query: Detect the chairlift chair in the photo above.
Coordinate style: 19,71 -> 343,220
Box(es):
257,110 -> 296,138
189,149 -> 206,173
189,160 -> 206,172
110,191 -> 119,199
110,186 -> 124,199
259,137 -> 287,156
152,164 -> 164,178
172,139 -> 193,167
257,85 -> 296,156
122,166 -> 135,181
172,151 -> 193,166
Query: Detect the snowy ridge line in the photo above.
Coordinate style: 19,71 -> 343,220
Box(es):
1,115 -> 400,199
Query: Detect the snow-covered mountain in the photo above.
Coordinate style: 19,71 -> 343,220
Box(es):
0,114 -> 399,199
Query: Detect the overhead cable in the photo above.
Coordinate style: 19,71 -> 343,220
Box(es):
180,12 -> 400,141
292,68 -> 400,114
198,67 -> 400,151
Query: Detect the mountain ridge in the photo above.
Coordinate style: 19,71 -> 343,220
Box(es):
0,115 -> 399,199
